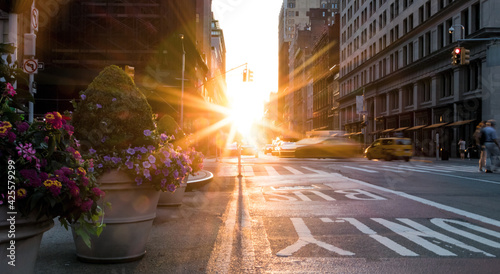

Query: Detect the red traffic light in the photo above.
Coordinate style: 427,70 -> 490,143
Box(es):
454,47 -> 461,55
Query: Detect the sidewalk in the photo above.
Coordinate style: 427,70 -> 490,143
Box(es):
34,169 -> 225,274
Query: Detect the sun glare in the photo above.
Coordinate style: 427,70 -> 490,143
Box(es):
227,85 -> 264,139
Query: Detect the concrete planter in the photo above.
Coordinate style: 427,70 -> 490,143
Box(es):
72,170 -> 160,263
157,179 -> 187,207
0,207 -> 54,274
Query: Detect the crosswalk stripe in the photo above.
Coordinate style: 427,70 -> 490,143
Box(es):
342,166 -> 379,173
301,166 -> 329,174
360,165 -> 405,173
264,166 -> 280,176
244,165 -> 255,177
283,166 -> 304,175
405,165 -> 452,172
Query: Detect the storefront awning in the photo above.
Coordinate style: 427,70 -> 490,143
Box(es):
381,128 -> 395,133
406,125 -> 427,131
445,119 -> 476,127
393,127 -> 409,132
424,122 -> 449,129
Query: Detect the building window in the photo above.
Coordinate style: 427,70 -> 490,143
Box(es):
390,90 -> 399,110
421,78 -> 431,102
404,85 -> 413,107
440,70 -> 453,98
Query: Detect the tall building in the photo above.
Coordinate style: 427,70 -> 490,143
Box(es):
278,0 -> 340,138
338,0 -> 500,157
2,0 -> 222,135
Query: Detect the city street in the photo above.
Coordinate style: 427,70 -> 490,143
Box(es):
36,154 -> 500,273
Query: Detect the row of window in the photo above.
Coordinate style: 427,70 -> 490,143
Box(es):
340,2 -> 481,95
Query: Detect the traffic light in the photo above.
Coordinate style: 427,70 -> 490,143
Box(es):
451,47 -> 461,66
248,70 -> 253,82
461,47 -> 470,65
243,69 -> 247,82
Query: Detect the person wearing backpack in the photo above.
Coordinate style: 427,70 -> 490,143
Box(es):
481,120 -> 500,173
473,121 -> 486,172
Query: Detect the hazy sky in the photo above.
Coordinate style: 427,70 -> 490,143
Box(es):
212,0 -> 283,110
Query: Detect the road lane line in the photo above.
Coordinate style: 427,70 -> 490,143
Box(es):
264,166 -> 280,176
283,166 -> 304,175
341,166 -> 379,173
335,173 -> 500,227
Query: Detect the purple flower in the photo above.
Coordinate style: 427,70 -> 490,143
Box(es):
125,161 -> 134,169
80,94 -> 86,100
162,168 -> 169,176
103,155 -> 111,162
143,169 -> 151,179
126,148 -> 135,155
147,145 -> 155,152
143,129 -> 152,136
16,122 -> 29,133
97,163 -> 103,168
16,143 -> 37,162
89,148 -> 96,154
112,98 -> 117,102
139,147 -> 148,154
142,161 -> 151,169
101,136 -> 107,143
161,179 -> 167,187
111,157 -> 121,164
135,177 -> 143,185
167,184 -> 176,192
160,133 -> 168,141
148,155 -> 156,164
96,104 -> 102,109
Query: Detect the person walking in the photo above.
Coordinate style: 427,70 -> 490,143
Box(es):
458,139 -> 466,160
473,121 -> 486,172
481,120 -> 500,173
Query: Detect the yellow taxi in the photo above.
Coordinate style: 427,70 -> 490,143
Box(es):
365,137 -> 413,161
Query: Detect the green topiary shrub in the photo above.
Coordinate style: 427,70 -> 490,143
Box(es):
72,65 -> 155,151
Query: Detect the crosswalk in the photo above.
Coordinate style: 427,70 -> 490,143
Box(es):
215,163 -> 481,177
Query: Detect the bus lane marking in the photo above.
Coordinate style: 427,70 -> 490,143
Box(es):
276,218 -> 355,257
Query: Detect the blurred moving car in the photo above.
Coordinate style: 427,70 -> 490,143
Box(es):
223,142 -> 258,158
241,144 -> 259,158
365,137 -> 413,161
277,141 -> 297,157
263,144 -> 273,154
294,137 -> 362,158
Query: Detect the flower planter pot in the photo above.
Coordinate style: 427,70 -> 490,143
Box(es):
0,207 -> 54,274
72,170 -> 160,263
157,179 -> 187,207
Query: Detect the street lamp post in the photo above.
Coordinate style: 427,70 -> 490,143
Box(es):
449,24 -> 465,40
180,34 -> 185,129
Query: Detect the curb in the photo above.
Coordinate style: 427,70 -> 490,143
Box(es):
187,170 -> 214,184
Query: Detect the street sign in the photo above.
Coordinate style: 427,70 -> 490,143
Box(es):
32,7 -> 39,32
23,59 -> 38,74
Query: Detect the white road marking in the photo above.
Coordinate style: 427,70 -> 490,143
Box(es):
244,165 -> 255,177
264,166 -> 280,176
342,218 -> 418,256
430,218 -> 500,248
310,190 -> 336,201
294,191 -> 311,201
301,166 -> 330,174
333,189 -> 387,200
341,166 -> 379,173
321,218 -> 334,223
373,218 -> 495,257
283,166 -> 304,175
338,174 -> 500,227
276,218 -> 355,257
360,165 -> 405,173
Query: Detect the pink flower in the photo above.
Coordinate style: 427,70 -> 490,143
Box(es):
5,83 -> 16,96
16,143 -> 37,162
44,112 -> 63,129
80,200 -> 94,212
